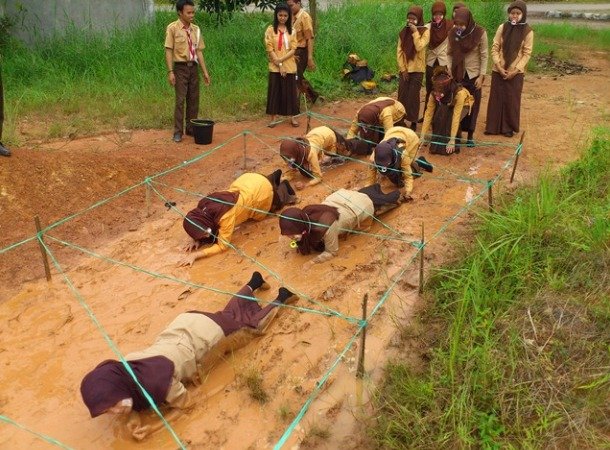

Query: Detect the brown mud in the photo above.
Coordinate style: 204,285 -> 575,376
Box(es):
0,54 -> 608,449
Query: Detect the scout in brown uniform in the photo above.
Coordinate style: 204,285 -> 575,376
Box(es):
81,272 -> 297,441
279,186 -> 401,268
265,4 -> 300,128
288,0 -> 320,104
423,2 -> 453,116
0,64 -> 10,157
397,5 -> 430,131
485,0 -> 533,137
346,97 -> 407,151
164,0 -> 211,143
447,7 -> 488,147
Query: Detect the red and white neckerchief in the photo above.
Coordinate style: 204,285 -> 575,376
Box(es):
277,29 -> 289,51
183,25 -> 196,61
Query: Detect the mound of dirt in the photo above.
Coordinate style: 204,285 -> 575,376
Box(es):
534,52 -> 592,75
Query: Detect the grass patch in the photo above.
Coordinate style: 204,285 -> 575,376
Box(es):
372,127 -> 610,448
1,0 -> 505,142
242,367 -> 269,404
301,422 -> 331,448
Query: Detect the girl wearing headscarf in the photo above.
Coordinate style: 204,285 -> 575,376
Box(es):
485,0 -> 533,137
279,126 -> 352,188
279,186 -> 400,267
80,272 -> 296,441
424,2 -> 453,114
346,97 -> 407,149
397,5 -> 430,131
265,3 -> 299,127
180,171 -> 296,266
420,66 -> 474,155
367,126 -> 420,198
447,7 -> 488,147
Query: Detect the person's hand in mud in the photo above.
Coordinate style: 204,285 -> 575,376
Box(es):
302,260 -> 316,271
177,253 -> 197,267
294,181 -> 305,190
131,424 -> 151,441
446,140 -> 456,154
183,238 -> 200,253
399,188 -> 413,203
474,75 -> 484,90
125,412 -> 141,437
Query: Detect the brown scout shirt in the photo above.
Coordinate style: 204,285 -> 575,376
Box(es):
293,9 -> 314,48
165,19 -> 205,62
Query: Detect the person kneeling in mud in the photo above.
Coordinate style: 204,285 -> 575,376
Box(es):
346,97 -> 407,152
180,171 -> 297,266
279,125 -> 370,190
367,126 -> 433,202
80,271 -> 297,441
279,185 -> 401,268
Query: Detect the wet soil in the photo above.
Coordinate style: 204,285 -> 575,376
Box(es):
0,53 -> 608,449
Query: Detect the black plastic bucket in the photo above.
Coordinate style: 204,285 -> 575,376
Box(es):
190,119 -> 214,145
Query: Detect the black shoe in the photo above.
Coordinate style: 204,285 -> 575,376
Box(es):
0,142 -> 10,157
273,287 -> 298,305
503,131 -> 514,138
173,132 -> 182,143
467,139 -> 475,148
247,271 -> 269,291
415,156 -> 433,173
417,117 -> 424,123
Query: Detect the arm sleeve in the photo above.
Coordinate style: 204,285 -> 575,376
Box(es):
401,139 -> 419,195
450,91 -> 467,140
264,27 -> 274,53
380,108 -> 394,132
414,28 -> 430,52
200,211 -> 235,257
322,221 -> 340,255
367,153 -> 377,186
491,25 -> 503,67
397,37 -> 408,73
479,31 -> 489,75
514,31 -> 534,73
164,25 -> 174,49
346,118 -> 359,139
420,94 -> 435,139
307,152 -> 323,186
196,28 -> 205,51
289,30 -> 298,51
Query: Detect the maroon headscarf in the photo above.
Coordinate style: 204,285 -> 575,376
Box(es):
429,1 -> 453,50
357,98 -> 396,141
502,0 -> 532,68
448,7 -> 485,82
399,6 -> 426,62
279,205 -> 339,254
183,191 -> 239,244
431,67 -> 459,105
80,356 -> 174,417
280,138 -> 310,170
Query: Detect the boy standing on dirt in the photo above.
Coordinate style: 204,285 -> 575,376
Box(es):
165,0 -> 211,143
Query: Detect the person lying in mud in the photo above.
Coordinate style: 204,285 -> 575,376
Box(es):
179,171 -> 297,266
279,184 -> 401,268
80,271 -> 297,441
367,126 -> 433,201
279,125 -> 370,189
346,97 -> 407,151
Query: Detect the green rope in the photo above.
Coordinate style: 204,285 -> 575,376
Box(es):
0,414 -> 75,450
146,182 -> 359,323
46,234 -> 357,324
38,237 -> 187,449
0,235 -> 37,255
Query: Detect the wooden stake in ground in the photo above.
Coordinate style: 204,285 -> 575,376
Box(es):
419,221 -> 425,294
34,216 -> 52,281
488,180 -> 494,212
145,181 -> 151,217
356,293 -> 368,379
510,131 -> 526,184
306,112 -> 311,134
243,132 -> 248,170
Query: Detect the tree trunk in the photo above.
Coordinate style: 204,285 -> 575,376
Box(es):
309,0 -> 318,32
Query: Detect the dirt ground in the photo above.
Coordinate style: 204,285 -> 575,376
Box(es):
0,50 -> 609,450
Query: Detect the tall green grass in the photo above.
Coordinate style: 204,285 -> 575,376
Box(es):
373,128 -> 610,448
1,1 -> 505,141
